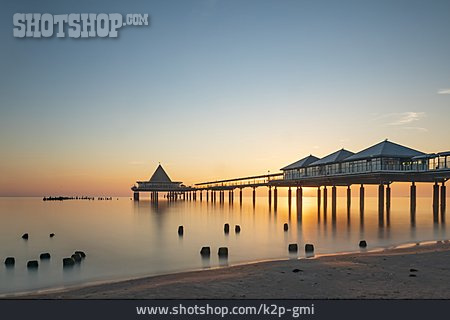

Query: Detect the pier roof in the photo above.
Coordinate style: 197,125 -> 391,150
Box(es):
344,140 -> 424,161
308,149 -> 354,166
280,155 -> 320,171
149,164 -> 172,183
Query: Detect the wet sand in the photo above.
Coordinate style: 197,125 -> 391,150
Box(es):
15,241 -> 450,299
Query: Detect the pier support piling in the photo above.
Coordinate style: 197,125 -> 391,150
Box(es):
378,184 -> 385,226
296,186 -> 303,217
252,188 -> 256,207
433,183 -> 439,222
317,187 -> 321,210
386,184 -> 391,212
323,186 -> 328,213
274,187 -> 278,211
268,187 -> 272,207
410,182 -> 416,213
133,192 -> 139,201
346,185 -> 351,213
331,186 -> 337,218
359,184 -> 365,213
288,187 -> 292,208
441,183 -> 446,216
239,188 -> 243,206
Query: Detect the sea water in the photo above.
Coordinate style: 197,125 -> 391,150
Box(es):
0,195 -> 447,295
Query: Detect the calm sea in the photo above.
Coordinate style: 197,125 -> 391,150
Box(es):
0,195 -> 448,295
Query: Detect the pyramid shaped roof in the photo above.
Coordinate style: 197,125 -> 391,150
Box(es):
149,164 -> 172,183
344,140 -> 424,161
281,155 -> 320,171
308,149 -> 354,166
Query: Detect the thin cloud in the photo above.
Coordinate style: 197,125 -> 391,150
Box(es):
388,112 -> 425,126
437,89 -> 450,94
403,127 -> 428,132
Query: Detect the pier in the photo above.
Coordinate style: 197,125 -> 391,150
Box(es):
132,140 -> 449,219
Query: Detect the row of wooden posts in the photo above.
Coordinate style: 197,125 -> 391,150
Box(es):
136,182 -> 446,222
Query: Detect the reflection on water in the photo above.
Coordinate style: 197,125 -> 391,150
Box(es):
0,194 -> 448,295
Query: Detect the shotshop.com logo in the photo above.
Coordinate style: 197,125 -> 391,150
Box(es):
13,13 -> 149,38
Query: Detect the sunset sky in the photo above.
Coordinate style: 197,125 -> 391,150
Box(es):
0,0 -> 449,196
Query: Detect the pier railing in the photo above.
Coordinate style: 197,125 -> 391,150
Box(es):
194,173 -> 283,189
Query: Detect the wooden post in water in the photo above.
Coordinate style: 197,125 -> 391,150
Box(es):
274,187 -> 278,211
346,185 -> 351,212
378,184 -> 384,226
359,184 -> 364,213
410,182 -> 416,225
441,182 -> 446,218
386,184 -> 391,212
323,186 -> 328,213
317,187 -> 321,210
252,187 -> 256,207
268,187 -> 272,207
288,187 -> 292,208
239,188 -> 243,206
433,182 -> 439,222
331,186 -> 337,219
296,186 -> 302,216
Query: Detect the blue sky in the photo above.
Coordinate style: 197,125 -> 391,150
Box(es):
0,0 -> 449,195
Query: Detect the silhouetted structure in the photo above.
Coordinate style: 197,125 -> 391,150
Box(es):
193,140 -> 449,219
131,164 -> 193,201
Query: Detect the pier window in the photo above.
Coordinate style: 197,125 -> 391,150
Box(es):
382,158 -> 400,171
429,157 -> 438,170
366,159 -> 372,171
439,156 -> 448,169
299,168 -> 306,177
373,158 -> 381,171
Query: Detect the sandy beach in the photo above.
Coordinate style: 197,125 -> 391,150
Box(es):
12,240 -> 450,299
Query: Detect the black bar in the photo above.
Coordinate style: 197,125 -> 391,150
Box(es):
0,299 -> 448,320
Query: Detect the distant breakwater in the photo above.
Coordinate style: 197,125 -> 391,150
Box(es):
42,196 -> 114,201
